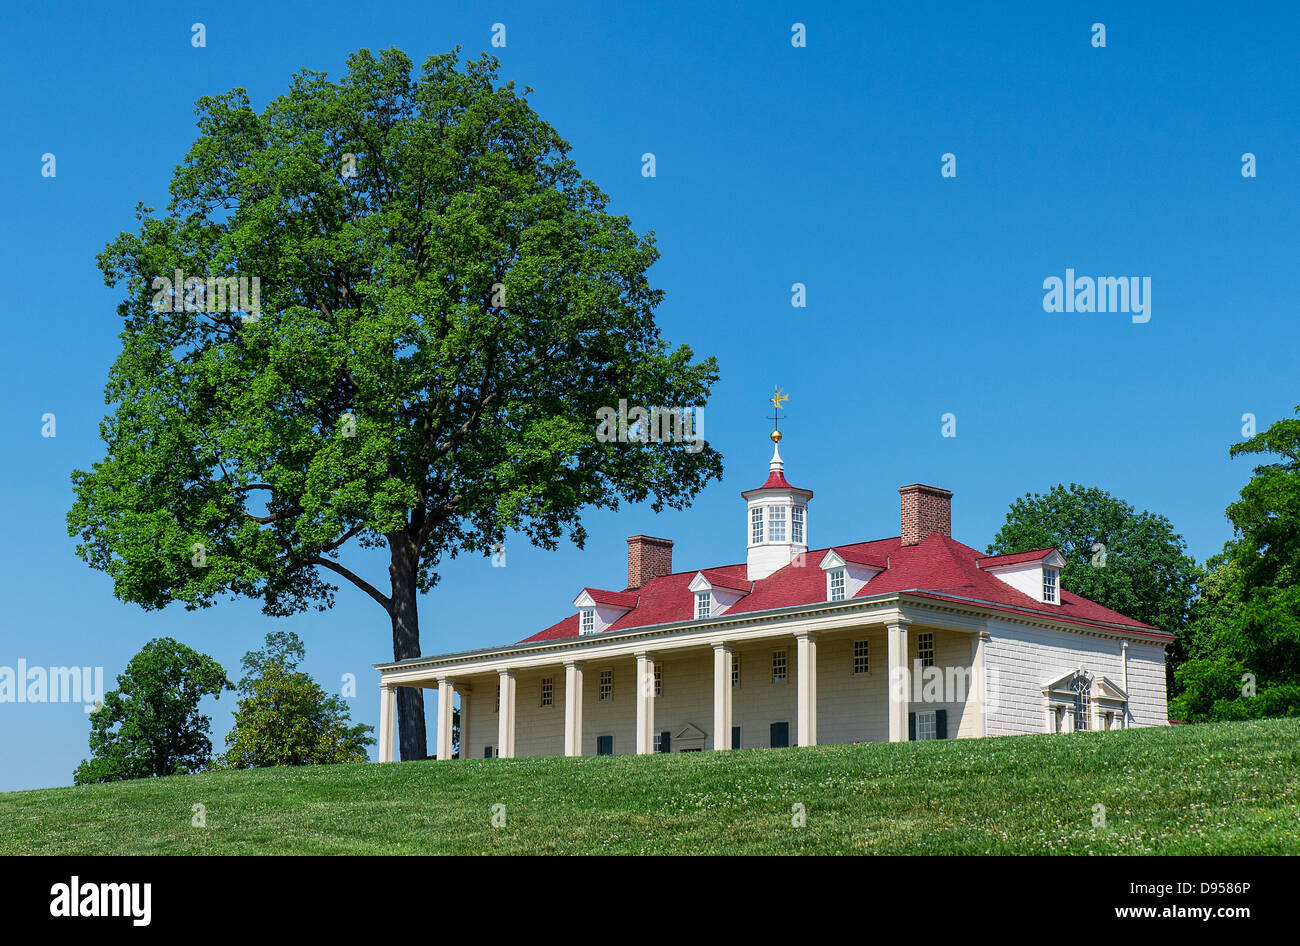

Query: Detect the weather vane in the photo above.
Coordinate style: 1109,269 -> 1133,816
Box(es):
768,386 -> 789,443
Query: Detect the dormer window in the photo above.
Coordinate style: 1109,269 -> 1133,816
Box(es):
819,549 -> 885,601
750,507 -> 763,544
976,549 -> 1066,606
689,572 -> 749,618
828,567 -> 846,601
767,505 -> 787,542
574,588 -> 637,634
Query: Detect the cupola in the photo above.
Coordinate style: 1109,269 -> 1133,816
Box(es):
740,425 -> 813,581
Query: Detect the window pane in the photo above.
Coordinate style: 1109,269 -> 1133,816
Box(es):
917,711 -> 937,741
830,568 -> 846,601
767,505 -> 787,542
918,632 -> 935,668
771,650 -> 787,683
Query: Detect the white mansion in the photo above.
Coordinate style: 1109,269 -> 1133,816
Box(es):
374,437 -> 1170,761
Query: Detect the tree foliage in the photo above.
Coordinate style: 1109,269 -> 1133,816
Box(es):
68,47 -> 723,759
220,631 -> 373,768
1172,407 -> 1300,721
74,638 -> 231,784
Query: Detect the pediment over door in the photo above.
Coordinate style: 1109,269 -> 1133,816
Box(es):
673,722 -> 708,748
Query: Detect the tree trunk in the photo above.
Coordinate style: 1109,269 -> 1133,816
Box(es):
388,534 -> 428,761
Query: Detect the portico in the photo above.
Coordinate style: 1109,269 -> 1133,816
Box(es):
375,599 -> 986,759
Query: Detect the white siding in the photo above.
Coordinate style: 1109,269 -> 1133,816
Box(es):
982,616 -> 1167,736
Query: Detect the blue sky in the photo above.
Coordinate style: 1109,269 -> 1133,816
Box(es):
2,0 -> 1297,790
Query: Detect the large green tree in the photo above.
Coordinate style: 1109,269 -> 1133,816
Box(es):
221,631 -> 373,768
74,637 -> 231,784
68,48 -> 723,761
986,484 -> 1199,683
1172,407 -> 1300,720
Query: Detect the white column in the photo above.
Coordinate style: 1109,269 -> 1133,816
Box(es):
378,684 -> 396,763
564,661 -> 584,756
1120,639 -> 1130,728
497,669 -> 516,758
635,652 -> 656,755
796,632 -> 818,747
458,685 -> 471,758
712,643 -> 733,750
436,678 -> 454,761
887,620 -> 910,742
971,631 -> 989,737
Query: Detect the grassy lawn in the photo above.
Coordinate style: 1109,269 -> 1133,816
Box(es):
2,717 -> 1297,854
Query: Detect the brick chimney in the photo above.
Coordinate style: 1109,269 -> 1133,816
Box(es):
899,484 -> 952,546
627,535 -> 674,589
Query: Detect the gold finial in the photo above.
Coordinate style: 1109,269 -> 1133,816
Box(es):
768,386 -> 788,442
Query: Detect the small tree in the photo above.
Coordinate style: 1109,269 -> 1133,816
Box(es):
221,631 -> 373,767
74,638 -> 231,784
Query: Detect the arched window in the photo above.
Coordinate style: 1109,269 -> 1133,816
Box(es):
1071,674 -> 1091,731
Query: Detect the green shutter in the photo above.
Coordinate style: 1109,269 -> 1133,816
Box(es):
936,709 -> 948,739
484,746 -> 493,758
908,712 -> 916,741
770,721 -> 789,748
731,726 -> 741,749
660,730 -> 671,753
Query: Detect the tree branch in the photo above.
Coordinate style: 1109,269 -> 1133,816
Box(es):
308,556 -> 392,612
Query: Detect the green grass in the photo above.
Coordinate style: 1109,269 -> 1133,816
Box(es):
3,718 -> 1298,854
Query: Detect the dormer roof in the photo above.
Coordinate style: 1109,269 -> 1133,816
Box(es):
688,570 -> 753,594
976,548 -> 1066,569
821,547 -> 889,570
573,588 -> 639,610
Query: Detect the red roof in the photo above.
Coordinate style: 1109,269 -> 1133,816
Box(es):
696,570 -> 753,593
828,546 -> 889,569
755,469 -> 795,490
520,533 -> 1169,643
976,548 -> 1059,568
577,588 -> 639,608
